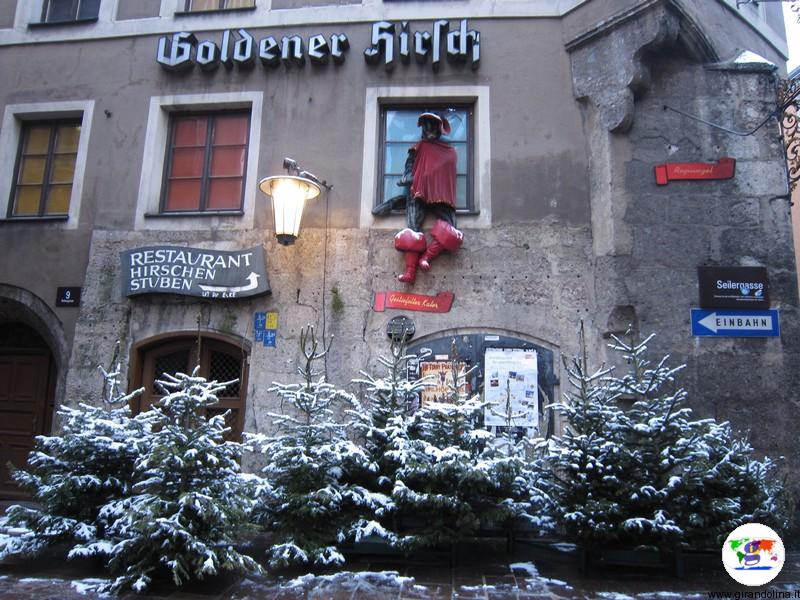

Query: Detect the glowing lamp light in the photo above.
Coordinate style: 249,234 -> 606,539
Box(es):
259,174 -> 321,245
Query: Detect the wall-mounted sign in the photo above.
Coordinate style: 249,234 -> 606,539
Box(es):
121,246 -> 270,299
56,287 -> 81,307
690,308 -> 780,337
386,315 -> 415,340
698,266 -> 769,309
654,157 -> 735,185
483,348 -> 538,429
365,19 -> 480,70
373,291 -> 454,313
254,311 -> 278,347
156,20 -> 480,73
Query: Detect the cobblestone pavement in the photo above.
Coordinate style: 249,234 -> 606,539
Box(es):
1,540 -> 799,599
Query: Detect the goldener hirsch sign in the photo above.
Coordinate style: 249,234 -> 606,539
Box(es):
121,245 -> 270,299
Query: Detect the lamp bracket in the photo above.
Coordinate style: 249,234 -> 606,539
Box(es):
282,156 -> 333,190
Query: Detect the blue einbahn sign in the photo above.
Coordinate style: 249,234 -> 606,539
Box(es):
690,308 -> 780,337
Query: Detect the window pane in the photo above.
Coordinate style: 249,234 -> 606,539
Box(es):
451,142 -> 468,173
173,117 -> 208,147
154,350 -> 191,383
383,175 -> 404,203
55,125 -> 81,153
207,178 -> 242,210
385,111 -> 421,142
225,0 -> 255,8
441,110 -> 468,141
19,157 -> 46,185
46,0 -> 76,22
456,175 -> 467,210
188,0 -> 219,11
50,155 -> 76,184
385,143 -> 413,174
211,147 -> 245,177
213,115 -> 249,145
24,127 -> 52,155
171,147 -> 205,178
45,184 -> 71,214
12,187 -> 41,215
166,180 -> 202,211
77,0 -> 101,19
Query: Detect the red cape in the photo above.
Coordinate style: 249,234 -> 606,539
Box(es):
411,139 -> 457,208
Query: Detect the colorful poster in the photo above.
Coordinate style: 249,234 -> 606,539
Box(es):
483,348 -> 538,428
419,360 -> 467,406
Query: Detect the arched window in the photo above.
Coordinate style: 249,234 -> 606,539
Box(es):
132,334 -> 248,441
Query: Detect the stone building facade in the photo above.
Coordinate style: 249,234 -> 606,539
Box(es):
0,0 -> 796,499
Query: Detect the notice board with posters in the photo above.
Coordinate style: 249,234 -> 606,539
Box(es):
483,348 -> 538,429
419,360 -> 468,406
407,333 -> 556,437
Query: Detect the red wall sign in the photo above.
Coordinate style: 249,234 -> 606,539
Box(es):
654,157 -> 735,185
373,291 -> 454,313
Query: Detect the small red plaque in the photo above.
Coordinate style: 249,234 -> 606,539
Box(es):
654,157 -> 735,185
373,291 -> 454,313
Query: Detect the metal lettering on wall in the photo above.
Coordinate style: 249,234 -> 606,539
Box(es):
156,20 -> 479,72
121,246 -> 270,299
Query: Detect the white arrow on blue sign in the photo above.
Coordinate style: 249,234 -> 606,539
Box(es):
690,308 -> 780,337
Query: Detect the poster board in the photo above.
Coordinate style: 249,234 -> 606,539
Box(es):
483,348 -> 538,429
419,360 -> 467,406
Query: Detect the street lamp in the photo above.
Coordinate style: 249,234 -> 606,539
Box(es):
259,158 -> 328,246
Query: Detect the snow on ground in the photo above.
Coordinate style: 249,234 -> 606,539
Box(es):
509,561 -> 538,577
70,578 -> 112,596
283,569 -> 415,594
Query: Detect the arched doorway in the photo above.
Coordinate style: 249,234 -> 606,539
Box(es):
0,322 -> 55,499
131,333 -> 249,440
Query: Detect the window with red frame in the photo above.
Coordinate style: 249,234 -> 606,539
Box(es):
161,112 -> 250,213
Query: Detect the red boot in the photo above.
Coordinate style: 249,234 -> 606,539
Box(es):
418,220 -> 463,271
398,252 -> 420,283
394,228 -> 427,284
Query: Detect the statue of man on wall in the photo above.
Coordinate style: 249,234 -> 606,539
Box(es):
392,112 -> 464,284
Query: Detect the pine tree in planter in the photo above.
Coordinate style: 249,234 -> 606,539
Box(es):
1,350 -> 150,561
543,324 -> 636,546
346,331 -> 429,548
389,344 -> 550,551
248,326 -> 374,569
92,368 -> 262,592
673,420 -> 788,549
547,327 -> 789,554
601,332 -> 696,548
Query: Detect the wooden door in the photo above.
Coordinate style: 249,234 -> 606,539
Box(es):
137,337 -> 246,441
0,354 -> 50,498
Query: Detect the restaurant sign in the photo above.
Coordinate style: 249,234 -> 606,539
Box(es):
156,19 -> 480,72
121,245 -> 270,299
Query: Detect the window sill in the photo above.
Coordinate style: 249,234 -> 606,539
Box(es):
144,211 -> 244,218
175,7 -> 257,17
0,215 -> 69,223
28,17 -> 99,28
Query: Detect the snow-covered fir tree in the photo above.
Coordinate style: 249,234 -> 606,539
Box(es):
1,352 -> 150,561
546,326 -> 788,550
388,343 -> 549,550
88,368 -> 261,592
543,323 -> 635,546
346,331 -> 429,547
669,414 -> 788,548
248,326 -> 374,569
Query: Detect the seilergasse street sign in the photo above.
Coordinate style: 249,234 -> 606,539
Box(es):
690,308 -> 780,337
